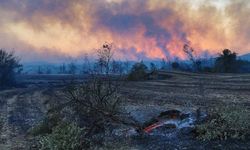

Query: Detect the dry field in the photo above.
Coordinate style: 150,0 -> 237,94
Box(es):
0,71 -> 250,149
123,71 -> 250,108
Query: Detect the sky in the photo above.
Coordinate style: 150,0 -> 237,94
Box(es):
0,0 -> 249,63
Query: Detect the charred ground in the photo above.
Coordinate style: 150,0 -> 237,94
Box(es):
0,71 -> 250,149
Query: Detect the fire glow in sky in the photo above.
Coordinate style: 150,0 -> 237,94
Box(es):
0,0 -> 250,62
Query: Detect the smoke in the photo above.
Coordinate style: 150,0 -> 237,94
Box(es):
225,0 -> 250,52
0,0 -> 249,62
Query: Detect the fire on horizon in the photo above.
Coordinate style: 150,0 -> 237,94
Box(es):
0,0 -> 249,62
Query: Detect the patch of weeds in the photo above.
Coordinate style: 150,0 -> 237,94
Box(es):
195,104 -> 250,140
29,113 -> 62,136
38,122 -> 88,150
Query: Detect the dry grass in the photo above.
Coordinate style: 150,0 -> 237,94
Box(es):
195,104 -> 250,140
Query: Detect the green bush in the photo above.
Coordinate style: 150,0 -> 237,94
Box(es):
39,123 -> 86,150
195,105 -> 250,140
128,61 -> 148,81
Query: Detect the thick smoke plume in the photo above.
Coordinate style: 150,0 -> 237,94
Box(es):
0,0 -> 249,62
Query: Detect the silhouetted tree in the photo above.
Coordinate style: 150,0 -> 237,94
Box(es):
237,60 -> 250,73
123,60 -> 130,74
150,62 -> 157,72
0,49 -> 22,87
59,63 -> 66,74
183,44 -> 202,72
68,62 -> 77,74
160,58 -> 167,70
172,62 -> 180,70
214,49 -> 238,73
82,54 -> 91,74
128,61 -> 148,81
111,60 -> 124,74
96,42 -> 113,74
37,66 -> 43,74
46,66 -> 51,74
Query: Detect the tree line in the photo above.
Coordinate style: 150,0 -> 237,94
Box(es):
1,44 -> 250,87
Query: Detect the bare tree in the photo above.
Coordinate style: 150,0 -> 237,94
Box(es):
183,44 -> 201,72
96,42 -> 114,75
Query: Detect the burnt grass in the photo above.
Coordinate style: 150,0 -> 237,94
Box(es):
0,71 -> 250,149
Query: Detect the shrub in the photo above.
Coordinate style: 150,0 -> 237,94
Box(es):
39,123 -> 86,150
30,113 -> 62,136
62,78 -> 141,136
128,61 -> 148,81
195,104 -> 250,140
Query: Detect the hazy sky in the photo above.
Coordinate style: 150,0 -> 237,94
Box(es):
0,0 -> 249,62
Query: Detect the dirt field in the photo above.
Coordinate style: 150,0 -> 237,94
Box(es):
0,71 -> 250,149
